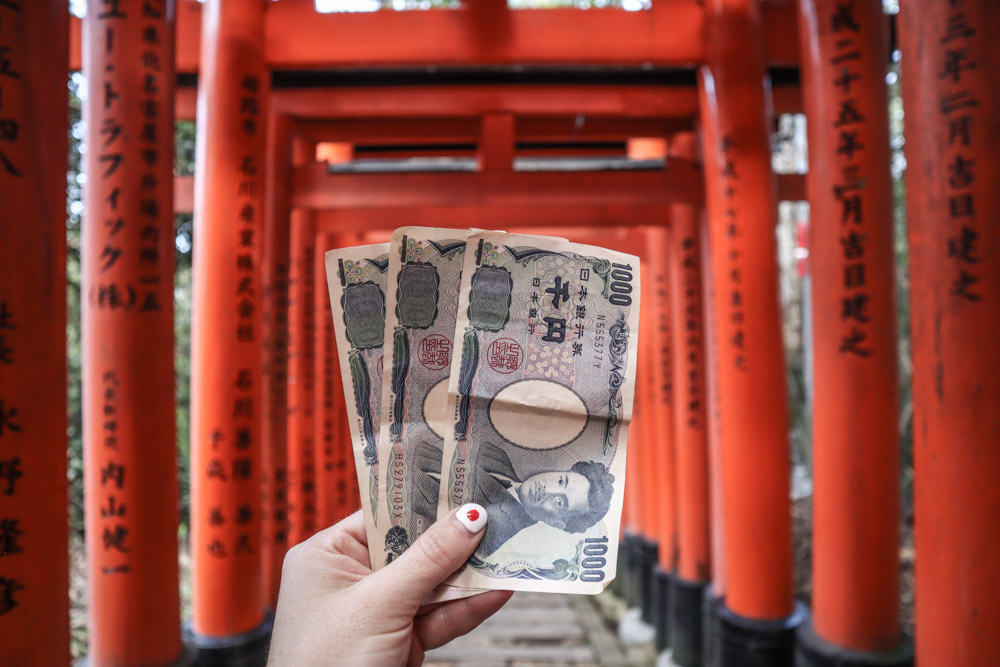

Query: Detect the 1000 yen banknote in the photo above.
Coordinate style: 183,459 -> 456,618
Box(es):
438,231 -> 640,594
374,227 -> 469,567
325,243 -> 390,567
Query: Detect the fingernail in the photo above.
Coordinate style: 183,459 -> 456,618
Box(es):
455,503 -> 487,534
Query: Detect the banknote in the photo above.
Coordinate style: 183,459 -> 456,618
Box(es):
437,231 -> 640,594
374,227 -> 470,567
325,243 -> 390,566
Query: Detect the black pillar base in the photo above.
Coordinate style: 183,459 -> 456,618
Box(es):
621,532 -> 641,608
185,611 -> 274,667
670,576 -> 707,666
795,615 -> 913,667
612,540 -> 628,599
638,536 -> 659,625
708,599 -> 807,667
76,644 -> 198,667
704,590 -> 724,667
653,567 -> 674,653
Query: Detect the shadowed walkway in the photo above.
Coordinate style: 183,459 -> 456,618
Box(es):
425,592 -> 653,667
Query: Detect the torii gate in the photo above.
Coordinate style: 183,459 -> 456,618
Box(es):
1,1 -> 997,666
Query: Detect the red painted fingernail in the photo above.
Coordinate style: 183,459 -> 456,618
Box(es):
455,503 -> 487,534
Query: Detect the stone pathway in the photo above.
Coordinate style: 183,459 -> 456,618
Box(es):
424,591 -> 655,666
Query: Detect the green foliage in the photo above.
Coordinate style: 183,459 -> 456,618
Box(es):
888,60 -> 914,500
67,75 -> 84,536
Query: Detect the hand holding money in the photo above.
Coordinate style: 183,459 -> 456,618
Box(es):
268,506 -> 511,666
326,228 -> 640,595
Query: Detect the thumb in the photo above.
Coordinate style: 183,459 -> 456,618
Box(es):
369,504 -> 488,609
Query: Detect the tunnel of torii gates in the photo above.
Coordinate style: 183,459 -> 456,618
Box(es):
0,0 -> 997,665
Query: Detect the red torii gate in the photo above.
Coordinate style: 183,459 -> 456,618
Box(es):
2,1 -> 998,666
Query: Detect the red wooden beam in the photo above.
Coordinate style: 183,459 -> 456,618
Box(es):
70,0 -> 800,71
273,85 -> 700,120
776,173 -> 806,201
295,117 -> 693,145
313,203 -> 672,233
183,85 -> 800,126
291,163 -> 703,211
173,170 -> 801,215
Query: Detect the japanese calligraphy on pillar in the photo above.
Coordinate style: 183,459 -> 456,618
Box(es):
261,248 -> 288,549
0,6 -> 71,649
0,0 -> 24,617
301,233 -> 318,533
717,136 -> 747,371
99,370 -> 130,574
934,2 -> 982,302
87,0 -> 176,585
0,3 -> 21,180
678,237 -> 704,429
95,0 -> 129,568
136,2 -> 166,314
204,73 -> 264,562
654,267 -> 674,417
828,2 -> 872,356
93,1 -> 139,314
0,300 -> 24,614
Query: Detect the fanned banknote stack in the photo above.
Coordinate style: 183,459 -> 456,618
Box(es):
325,228 -> 640,595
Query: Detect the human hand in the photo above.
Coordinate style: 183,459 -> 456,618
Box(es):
267,504 -> 513,666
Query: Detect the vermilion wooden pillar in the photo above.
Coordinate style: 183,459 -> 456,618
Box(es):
0,3 -> 70,663
635,239 -> 664,625
621,363 -> 646,610
82,1 -> 183,663
700,0 -> 802,660
287,207 -> 318,545
190,0 -> 271,656
698,175 -> 728,667
667,133 -> 712,666
643,225 -> 678,653
900,3 -> 1000,664
261,111 -> 292,607
796,2 -> 911,665
647,226 -> 676,577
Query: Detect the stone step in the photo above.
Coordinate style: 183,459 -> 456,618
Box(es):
501,592 -> 576,609
460,622 -> 586,641
424,643 -> 596,663
481,609 -> 582,628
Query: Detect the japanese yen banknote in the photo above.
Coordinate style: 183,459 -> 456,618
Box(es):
325,229 -> 639,595
436,230 -> 640,593
325,243 -> 390,567
374,227 -> 469,567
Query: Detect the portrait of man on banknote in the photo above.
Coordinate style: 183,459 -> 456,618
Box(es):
413,440 -> 615,558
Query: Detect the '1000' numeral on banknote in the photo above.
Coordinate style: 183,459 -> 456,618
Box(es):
438,231 -> 640,594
